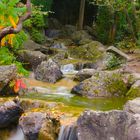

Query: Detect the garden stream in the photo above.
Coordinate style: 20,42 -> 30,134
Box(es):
1,64 -> 129,140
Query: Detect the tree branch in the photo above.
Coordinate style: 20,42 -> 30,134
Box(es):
0,0 -> 31,42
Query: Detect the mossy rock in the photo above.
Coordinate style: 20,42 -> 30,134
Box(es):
126,80 -> 140,97
69,41 -> 105,62
71,71 -> 128,98
71,30 -> 92,45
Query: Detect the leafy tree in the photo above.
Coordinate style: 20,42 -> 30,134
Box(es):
0,0 -> 31,76
0,0 -> 31,46
91,0 -> 140,44
23,5 -> 48,44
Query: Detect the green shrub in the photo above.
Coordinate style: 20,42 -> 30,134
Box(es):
0,47 -> 29,76
105,53 -> 124,70
30,28 -> 46,44
96,6 -> 112,44
23,5 -> 47,44
116,39 -> 136,51
12,30 -> 28,51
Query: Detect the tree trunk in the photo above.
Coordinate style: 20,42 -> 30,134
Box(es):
109,12 -> 118,44
78,0 -> 86,30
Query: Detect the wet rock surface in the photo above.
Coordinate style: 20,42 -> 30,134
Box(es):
18,50 -> 47,70
35,59 -> 63,83
77,110 -> 140,140
124,98 -> 140,114
0,65 -> 17,93
23,39 -> 43,51
0,100 -> 23,128
72,71 -> 128,98
19,111 -> 60,140
74,69 -> 96,82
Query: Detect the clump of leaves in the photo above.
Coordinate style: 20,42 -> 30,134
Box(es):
0,0 -> 27,46
104,73 -> 128,96
116,38 -> 137,52
23,5 -> 48,44
0,47 -> 29,76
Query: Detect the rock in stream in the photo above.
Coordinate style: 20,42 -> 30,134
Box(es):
0,100 -> 23,128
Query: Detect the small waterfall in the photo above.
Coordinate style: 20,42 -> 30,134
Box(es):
61,64 -> 78,75
8,127 -> 25,140
58,124 -> 78,140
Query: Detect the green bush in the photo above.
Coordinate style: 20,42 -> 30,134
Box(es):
30,28 -> 46,44
23,5 -> 47,44
0,47 -> 29,76
105,53 -> 124,70
12,30 -> 28,51
96,6 -> 112,44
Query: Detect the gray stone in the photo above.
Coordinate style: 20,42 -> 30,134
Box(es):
18,50 -> 47,69
107,46 -> 131,61
74,62 -> 98,70
0,65 -> 17,92
0,100 -> 23,128
23,39 -> 43,51
35,59 -> 63,83
124,98 -> 140,114
71,71 -> 128,98
74,69 -> 96,81
62,25 -> 76,36
19,111 -> 60,140
71,30 -> 92,45
77,110 -> 140,140
45,29 -> 62,38
69,41 -> 105,62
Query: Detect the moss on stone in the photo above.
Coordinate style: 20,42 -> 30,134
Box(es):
126,87 -> 140,97
104,73 -> 128,96
69,41 -> 105,61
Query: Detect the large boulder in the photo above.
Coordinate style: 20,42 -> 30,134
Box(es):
19,112 -> 60,140
18,50 -> 47,70
62,25 -> 76,37
74,69 -> 96,82
35,59 -> 63,83
0,65 -> 17,93
0,100 -> 23,128
74,62 -> 98,70
71,71 -> 128,98
71,30 -> 92,45
45,29 -> 62,39
52,51 -> 68,64
69,41 -> 105,63
23,39 -> 43,51
124,98 -> 140,114
77,110 -> 140,140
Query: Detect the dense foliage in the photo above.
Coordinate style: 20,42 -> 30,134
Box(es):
24,5 -> 48,44
91,0 -> 140,46
0,0 -> 29,76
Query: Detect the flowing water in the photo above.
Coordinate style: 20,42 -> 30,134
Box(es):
0,127 -> 25,140
58,124 -> 77,140
0,64 -> 130,140
23,64 -> 129,115
61,64 -> 78,75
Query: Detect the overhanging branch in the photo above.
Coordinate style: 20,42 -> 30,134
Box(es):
0,0 -> 31,41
